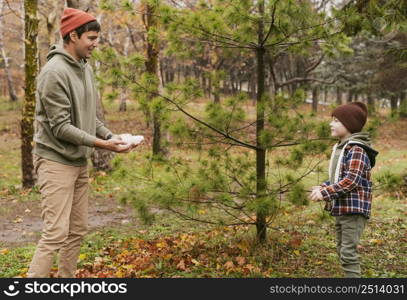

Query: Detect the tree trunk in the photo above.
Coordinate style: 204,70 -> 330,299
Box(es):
212,71 -> 221,104
354,93 -> 359,102
0,0 -> 18,102
399,92 -> 407,118
41,2 -> 58,68
159,57 -> 165,87
390,95 -> 398,117
336,86 -> 342,105
0,50 -> 18,102
143,1 -> 164,156
21,0 -> 38,188
176,64 -> 181,83
201,72 -> 207,95
118,35 -> 130,112
312,86 -> 319,112
323,86 -> 328,103
367,93 -> 375,113
91,90 -> 115,171
255,2 -> 267,243
347,90 -> 353,103
207,73 -> 212,98
250,75 -> 257,102
66,0 -> 81,8
119,89 -> 127,112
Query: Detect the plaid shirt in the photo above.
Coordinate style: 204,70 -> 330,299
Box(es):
320,144 -> 373,218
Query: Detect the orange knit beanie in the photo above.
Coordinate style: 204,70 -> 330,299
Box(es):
60,8 -> 96,38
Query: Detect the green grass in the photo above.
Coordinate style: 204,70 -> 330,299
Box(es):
0,245 -> 35,278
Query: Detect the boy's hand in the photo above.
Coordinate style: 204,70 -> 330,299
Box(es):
310,187 -> 323,202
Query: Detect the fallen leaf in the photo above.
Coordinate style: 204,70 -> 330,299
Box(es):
289,237 -> 302,248
243,264 -> 255,272
177,259 -> 186,271
13,217 -> 23,223
369,239 -> 384,245
237,240 -> 250,253
224,261 -> 235,270
79,254 -> 87,261
156,241 -> 168,249
236,256 -> 246,266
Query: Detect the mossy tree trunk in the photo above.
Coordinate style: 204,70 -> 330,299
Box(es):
21,0 -> 38,188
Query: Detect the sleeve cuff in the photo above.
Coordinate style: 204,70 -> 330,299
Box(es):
97,127 -> 112,140
321,180 -> 330,187
320,187 -> 333,202
82,133 -> 97,147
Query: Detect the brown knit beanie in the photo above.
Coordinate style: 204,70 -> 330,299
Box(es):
60,8 -> 96,38
331,102 -> 368,133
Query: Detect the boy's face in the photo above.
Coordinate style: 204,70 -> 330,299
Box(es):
329,117 -> 350,138
71,30 -> 99,60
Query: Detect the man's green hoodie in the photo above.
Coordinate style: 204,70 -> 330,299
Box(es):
33,45 -> 112,166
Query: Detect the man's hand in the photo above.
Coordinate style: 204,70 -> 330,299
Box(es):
310,186 -> 323,202
94,138 -> 132,153
120,143 -> 139,153
114,133 -> 143,152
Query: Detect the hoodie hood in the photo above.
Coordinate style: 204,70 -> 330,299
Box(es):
339,132 -> 379,168
46,45 -> 86,69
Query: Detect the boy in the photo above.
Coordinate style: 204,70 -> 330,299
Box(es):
310,102 -> 378,278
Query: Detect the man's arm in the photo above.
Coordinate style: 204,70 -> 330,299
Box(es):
39,70 -> 97,147
96,117 -> 113,140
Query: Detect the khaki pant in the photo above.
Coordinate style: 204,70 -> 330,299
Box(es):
27,156 -> 89,278
335,214 -> 367,278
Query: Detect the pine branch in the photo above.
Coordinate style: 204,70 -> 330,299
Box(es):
166,207 -> 254,225
148,89 -> 260,150
261,0 -> 280,46
269,137 -> 334,148
305,53 -> 325,74
276,75 -> 340,89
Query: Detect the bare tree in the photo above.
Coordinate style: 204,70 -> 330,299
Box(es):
0,0 -> 18,101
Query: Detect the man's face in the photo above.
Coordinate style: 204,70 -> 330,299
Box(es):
73,31 -> 99,60
329,117 -> 350,138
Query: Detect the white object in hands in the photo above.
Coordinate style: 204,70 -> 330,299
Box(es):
120,134 -> 144,146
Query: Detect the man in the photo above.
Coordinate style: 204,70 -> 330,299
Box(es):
27,8 -> 133,277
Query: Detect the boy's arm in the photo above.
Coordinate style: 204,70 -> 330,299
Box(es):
321,180 -> 330,188
320,146 -> 367,202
